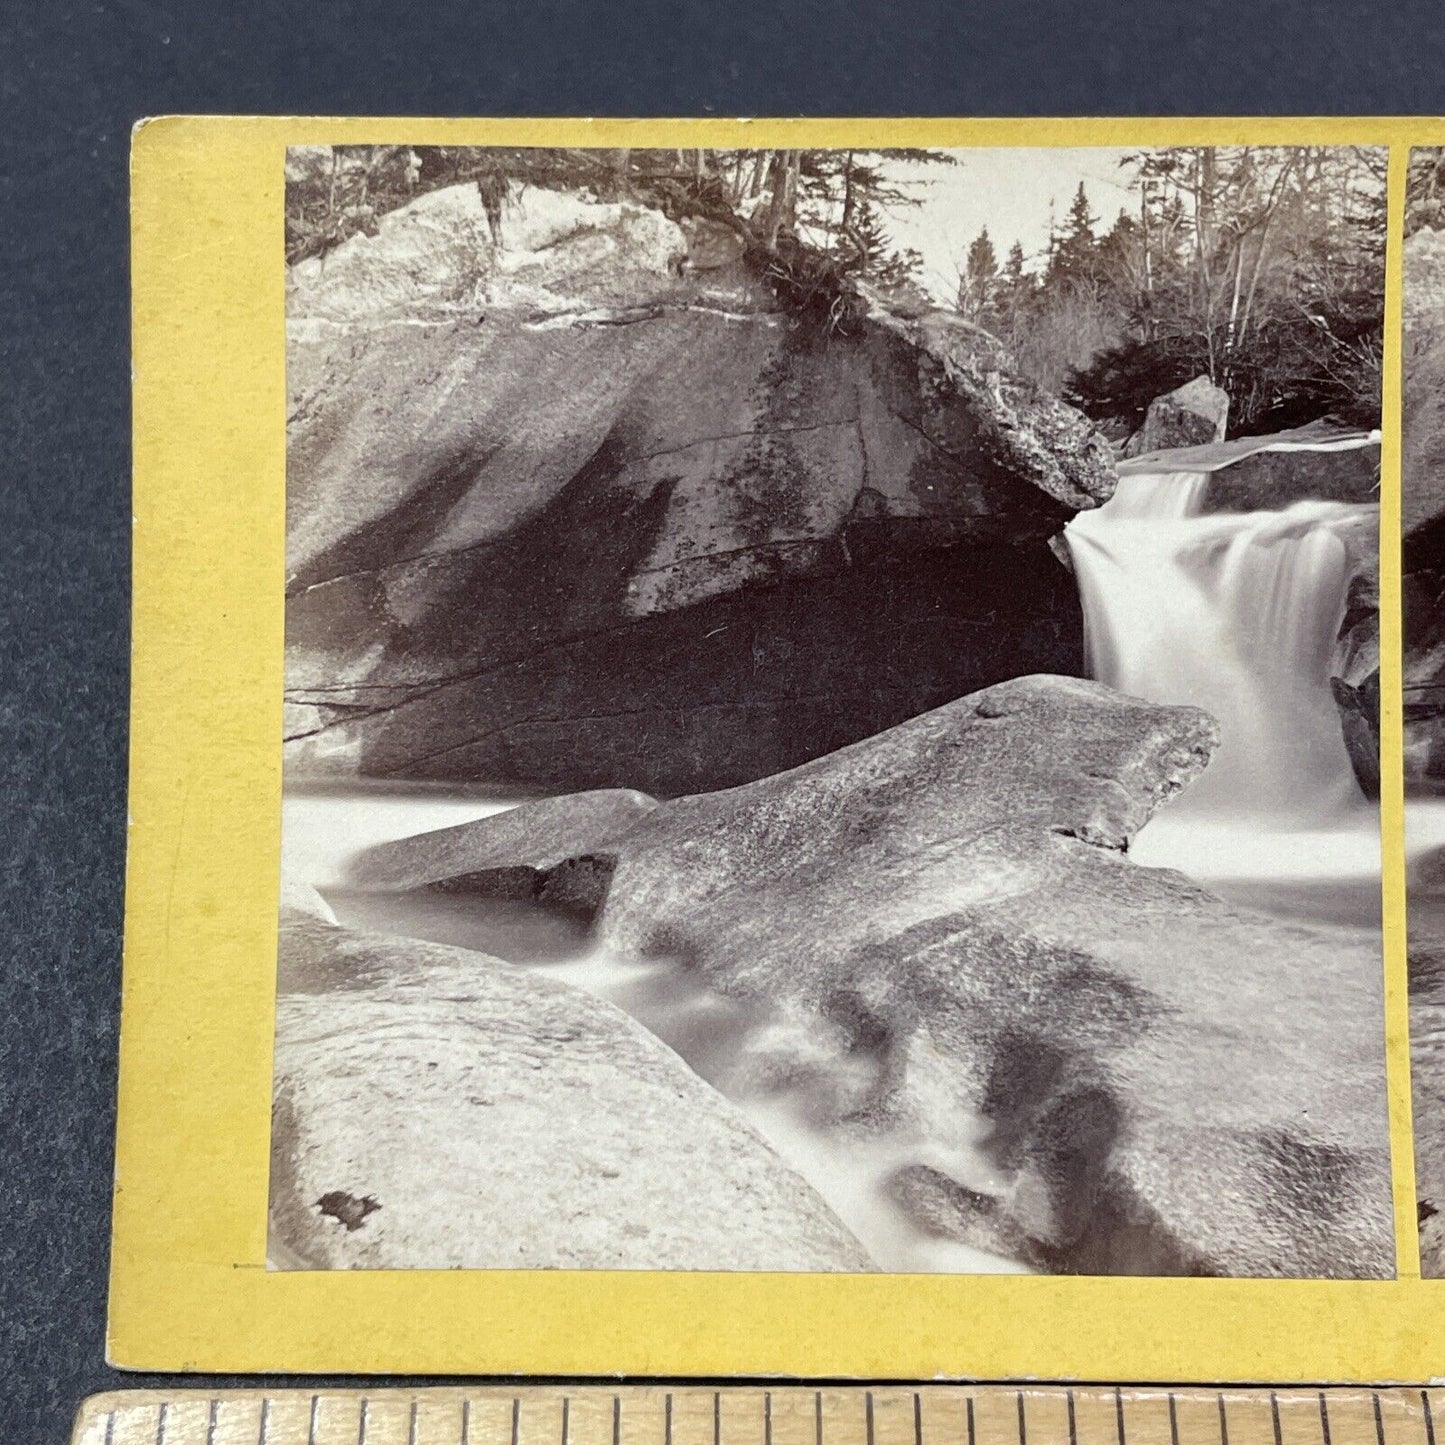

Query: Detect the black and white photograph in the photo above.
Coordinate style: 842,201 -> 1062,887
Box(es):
271,143 -> 1392,1278
1402,146 -> 1445,1276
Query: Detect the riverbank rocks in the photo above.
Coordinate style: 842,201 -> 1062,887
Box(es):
355,788 -> 657,906
1329,508 -> 1382,798
284,182 -> 1114,794
1118,422 -> 1381,512
1121,376 -> 1228,458
362,674 -> 1394,1278
269,911 -> 872,1271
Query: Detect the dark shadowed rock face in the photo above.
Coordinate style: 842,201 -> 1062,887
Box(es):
1404,526 -> 1445,783
361,674 -> 1394,1278
270,912 -> 873,1271
284,184 -> 1114,793
1330,509 -> 1382,798
1405,231 -> 1445,783
1202,442 -> 1379,513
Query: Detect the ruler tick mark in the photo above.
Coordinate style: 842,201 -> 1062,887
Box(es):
666,1396 -> 674,1445
1169,1396 -> 1180,1445
360,1396 -> 370,1445
157,1400 -> 170,1445
1065,1393 -> 1075,1445
867,1393 -> 876,1445
408,1399 -> 419,1445
464,1398 -> 474,1445
309,1396 -> 319,1445
969,1395 -> 978,1445
766,1393 -> 774,1445
1320,1393 -> 1332,1445
1116,1388 -> 1126,1445
104,1411 -> 116,1445
511,1397 -> 521,1445
563,1396 -> 572,1445
816,1391 -> 824,1445
716,1392 -> 722,1445
207,1399 -> 219,1445
1375,1394 -> 1387,1445
614,1396 -> 621,1445
1018,1392 -> 1028,1445
1424,1390 -> 1437,1445
1219,1395 -> 1230,1445
1271,1392 -> 1282,1445
914,1392 -> 923,1445
259,1398 -> 271,1445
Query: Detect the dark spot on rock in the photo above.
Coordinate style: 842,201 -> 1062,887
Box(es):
1421,1197 -> 1439,1225
316,1190 -> 382,1231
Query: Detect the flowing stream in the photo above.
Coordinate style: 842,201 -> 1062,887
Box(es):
1064,469 -> 1382,927
281,454 -> 1382,1274
283,784 -> 1024,1274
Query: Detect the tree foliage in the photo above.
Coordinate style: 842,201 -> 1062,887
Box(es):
1408,147 -> 1445,237
284,144 -> 953,331
957,146 -> 1386,435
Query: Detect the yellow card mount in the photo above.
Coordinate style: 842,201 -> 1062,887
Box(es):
69,1386 -> 1442,1445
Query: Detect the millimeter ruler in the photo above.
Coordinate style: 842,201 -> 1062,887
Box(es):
70,1386 -> 1445,1445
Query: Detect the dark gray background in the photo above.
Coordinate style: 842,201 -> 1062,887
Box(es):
4,1 -> 1444,1439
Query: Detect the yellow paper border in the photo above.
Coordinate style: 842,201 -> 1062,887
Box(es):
112,115 -> 1443,1379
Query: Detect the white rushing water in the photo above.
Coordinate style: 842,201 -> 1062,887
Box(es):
279,453 -> 1383,1274
283,786 -> 1027,1274
1064,469 -> 1382,923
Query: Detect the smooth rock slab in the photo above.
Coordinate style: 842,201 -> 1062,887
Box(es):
282,185 -> 1113,793
376,675 -> 1395,1277
355,788 -> 657,911
270,913 -> 872,1271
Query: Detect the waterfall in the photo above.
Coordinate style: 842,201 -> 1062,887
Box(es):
1064,471 -> 1371,825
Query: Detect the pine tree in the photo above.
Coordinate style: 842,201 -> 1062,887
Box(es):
958,226 -> 999,317
1047,182 -> 1100,291
1003,239 -> 1027,286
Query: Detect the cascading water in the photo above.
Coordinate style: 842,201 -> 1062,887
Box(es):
1063,465 -> 1380,913
277,450 -> 1383,1276
1065,471 -> 1368,821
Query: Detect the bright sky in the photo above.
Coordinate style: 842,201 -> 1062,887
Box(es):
876,148 -> 1140,302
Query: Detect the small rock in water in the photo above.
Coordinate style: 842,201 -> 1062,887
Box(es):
1122,375 -> 1228,458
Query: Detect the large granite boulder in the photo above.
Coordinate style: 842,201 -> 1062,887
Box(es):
1121,375 -> 1228,458
284,183 -> 1115,794
269,912 -> 872,1271
361,674 -> 1394,1278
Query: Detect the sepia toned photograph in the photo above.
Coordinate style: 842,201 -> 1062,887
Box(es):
1403,146 -> 1445,1275
271,143 -> 1391,1278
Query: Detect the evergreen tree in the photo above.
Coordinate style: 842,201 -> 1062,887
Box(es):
958,226 -> 999,317
1047,182 -> 1100,290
